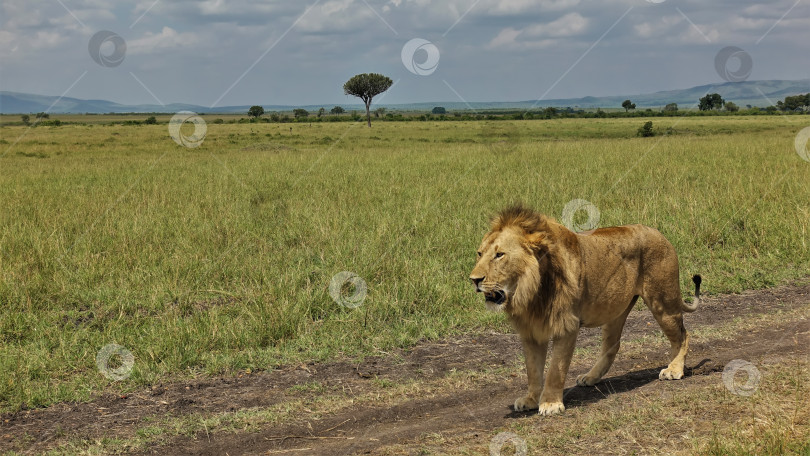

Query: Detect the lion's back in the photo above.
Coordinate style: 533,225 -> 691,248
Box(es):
578,224 -> 680,290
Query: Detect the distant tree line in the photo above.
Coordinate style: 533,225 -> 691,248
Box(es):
777,93 -> 810,112
234,92 -> 804,124
10,92 -> 806,128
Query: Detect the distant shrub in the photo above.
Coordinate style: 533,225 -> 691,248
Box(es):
213,118 -> 224,124
637,121 -> 654,137
144,116 -> 157,125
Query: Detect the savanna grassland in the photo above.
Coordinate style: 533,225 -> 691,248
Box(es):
1,115 -> 809,455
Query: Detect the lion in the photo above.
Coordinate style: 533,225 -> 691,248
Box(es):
469,204 -> 701,416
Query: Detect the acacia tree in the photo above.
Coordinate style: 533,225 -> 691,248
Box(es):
699,93 -> 724,111
248,105 -> 265,118
342,73 -> 393,127
621,99 -> 636,112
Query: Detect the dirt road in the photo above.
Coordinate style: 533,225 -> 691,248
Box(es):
3,282 -> 808,455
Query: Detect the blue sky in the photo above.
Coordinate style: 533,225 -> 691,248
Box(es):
1,0 -> 808,107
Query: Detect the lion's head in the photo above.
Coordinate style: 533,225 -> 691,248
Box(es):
469,205 -> 553,313
469,205 -> 580,335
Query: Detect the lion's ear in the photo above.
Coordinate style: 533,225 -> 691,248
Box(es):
524,232 -> 548,251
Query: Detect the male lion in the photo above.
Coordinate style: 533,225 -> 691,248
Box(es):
469,205 -> 701,416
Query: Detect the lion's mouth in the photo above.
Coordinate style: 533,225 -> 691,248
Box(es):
484,290 -> 506,305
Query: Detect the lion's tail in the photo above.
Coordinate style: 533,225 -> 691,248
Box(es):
682,274 -> 702,313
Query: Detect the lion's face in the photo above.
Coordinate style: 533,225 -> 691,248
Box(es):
469,226 -> 540,312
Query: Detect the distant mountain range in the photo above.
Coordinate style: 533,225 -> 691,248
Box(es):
1,79 -> 808,114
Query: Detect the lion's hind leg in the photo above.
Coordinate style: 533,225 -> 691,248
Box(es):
649,306 -> 689,380
576,296 -> 637,387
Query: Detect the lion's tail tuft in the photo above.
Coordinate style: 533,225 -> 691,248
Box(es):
682,274 -> 701,313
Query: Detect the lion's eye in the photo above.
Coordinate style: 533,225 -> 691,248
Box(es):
476,251 -> 482,257
495,252 -> 505,258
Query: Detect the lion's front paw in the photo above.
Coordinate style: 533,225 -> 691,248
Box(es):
659,367 -> 684,380
576,373 -> 600,387
513,395 -> 539,411
537,402 -> 565,416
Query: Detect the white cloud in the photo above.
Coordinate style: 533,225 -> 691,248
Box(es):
297,0 -> 376,33
728,16 -> 773,31
488,0 -> 581,15
195,0 -> 283,18
525,12 -> 588,37
678,23 -> 720,45
487,27 -> 522,48
0,30 -> 18,58
741,2 -> 793,18
2,6 -> 45,29
633,15 -> 683,39
138,0 -> 294,27
487,12 -> 588,49
127,26 -> 204,54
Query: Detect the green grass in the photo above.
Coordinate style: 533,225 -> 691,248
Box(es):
1,116 -> 809,412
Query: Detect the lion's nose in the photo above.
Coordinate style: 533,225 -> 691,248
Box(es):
470,276 -> 484,291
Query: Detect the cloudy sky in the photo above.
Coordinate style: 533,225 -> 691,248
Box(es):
1,0 -> 808,107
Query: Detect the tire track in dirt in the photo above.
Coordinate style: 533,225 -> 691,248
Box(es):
163,318 -> 809,456
1,282 -> 808,455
